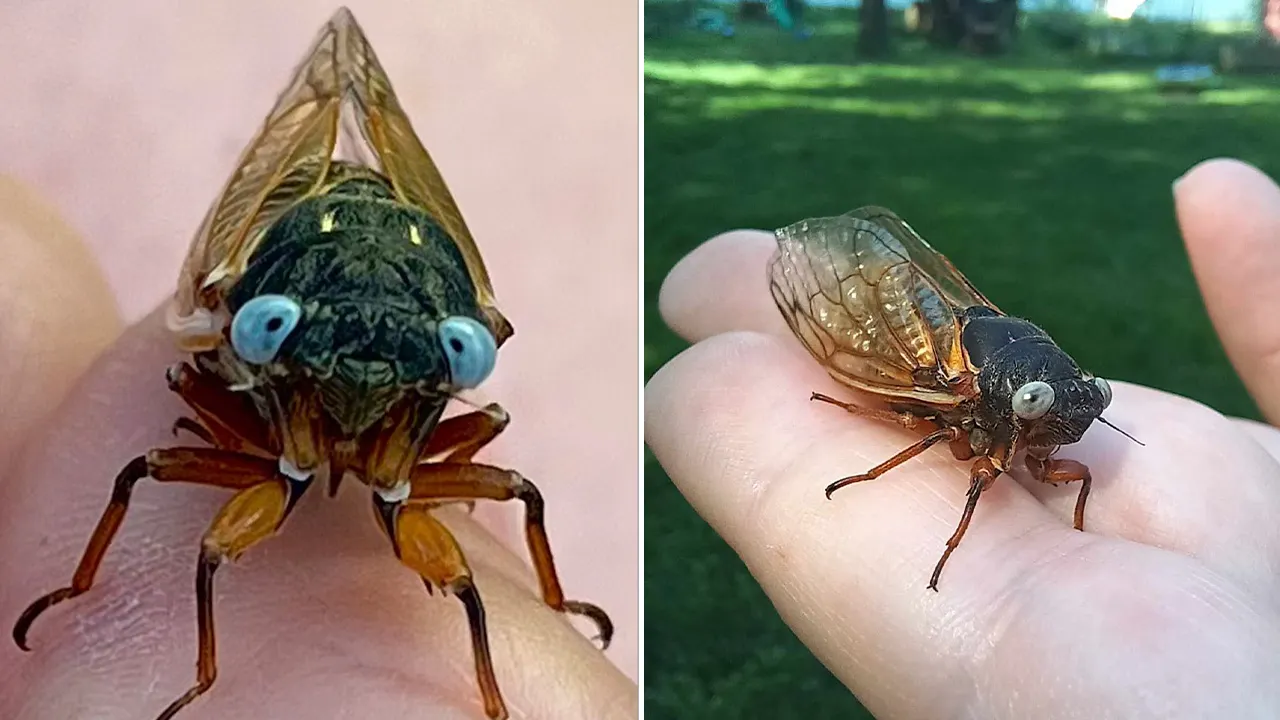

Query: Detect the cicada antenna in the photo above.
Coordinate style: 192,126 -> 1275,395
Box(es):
1099,416 -> 1144,446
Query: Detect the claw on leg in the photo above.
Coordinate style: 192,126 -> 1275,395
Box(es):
408,462 -> 615,648
824,427 -> 963,499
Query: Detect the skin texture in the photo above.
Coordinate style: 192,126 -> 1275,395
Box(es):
647,158 -> 1280,720
0,2 -> 636,719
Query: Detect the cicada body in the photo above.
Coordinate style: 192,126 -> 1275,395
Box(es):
769,206 -> 1124,590
13,9 -> 610,720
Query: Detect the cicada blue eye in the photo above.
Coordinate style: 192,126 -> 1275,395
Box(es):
230,295 -> 301,365
439,316 -> 496,389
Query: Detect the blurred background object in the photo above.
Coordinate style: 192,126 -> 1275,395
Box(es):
644,0 -> 1278,717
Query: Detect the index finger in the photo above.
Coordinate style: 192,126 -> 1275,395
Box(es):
1176,158 -> 1280,422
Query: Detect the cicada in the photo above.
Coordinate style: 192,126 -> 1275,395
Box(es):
769,206 -> 1136,590
12,8 -> 610,720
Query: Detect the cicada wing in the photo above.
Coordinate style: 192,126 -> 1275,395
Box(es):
172,10 -> 351,344
769,210 -> 988,405
331,11 -> 512,345
846,206 -> 999,313
172,9 -> 510,353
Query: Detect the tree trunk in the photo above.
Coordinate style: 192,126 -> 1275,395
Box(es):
859,0 -> 890,57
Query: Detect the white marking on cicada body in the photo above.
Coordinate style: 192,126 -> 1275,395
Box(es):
375,481 -> 411,504
166,303 -> 225,348
278,456 -> 314,483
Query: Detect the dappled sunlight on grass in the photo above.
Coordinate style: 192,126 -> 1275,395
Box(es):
704,92 -> 1068,121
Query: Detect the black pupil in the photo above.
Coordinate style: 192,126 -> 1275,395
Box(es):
265,316 -> 284,333
449,338 -> 465,353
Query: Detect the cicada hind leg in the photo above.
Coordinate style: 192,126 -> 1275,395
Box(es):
13,362 -> 305,720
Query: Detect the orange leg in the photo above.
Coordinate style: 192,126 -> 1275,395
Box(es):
928,456 -> 1002,591
1026,454 -> 1092,531
408,463 -> 613,648
418,404 -> 510,513
810,392 -> 931,430
13,448 -> 282,649
375,501 -> 508,720
420,404 -> 509,463
155,479 -> 294,720
824,426 -> 965,498
165,362 -> 273,456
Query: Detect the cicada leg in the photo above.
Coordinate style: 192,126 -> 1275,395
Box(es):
823,426 -> 965,498
156,476 -> 302,720
421,403 -> 510,463
165,362 -> 274,456
373,500 -> 507,720
1025,454 -> 1092,531
407,462 -> 614,648
929,456 -> 1002,591
12,449 -> 284,650
810,392 -> 931,430
416,403 -> 511,514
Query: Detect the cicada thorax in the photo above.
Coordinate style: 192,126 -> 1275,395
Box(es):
197,164 -> 485,487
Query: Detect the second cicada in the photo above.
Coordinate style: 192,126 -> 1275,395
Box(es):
12,8 -> 611,720
769,206 -> 1135,590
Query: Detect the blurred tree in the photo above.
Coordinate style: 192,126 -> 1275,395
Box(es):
859,0 -> 891,57
925,0 -> 1019,54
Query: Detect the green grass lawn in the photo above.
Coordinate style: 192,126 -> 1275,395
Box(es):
645,11 -> 1280,720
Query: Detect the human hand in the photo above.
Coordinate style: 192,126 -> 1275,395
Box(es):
645,158 -> 1280,719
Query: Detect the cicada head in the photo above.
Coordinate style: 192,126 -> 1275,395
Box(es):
220,176 -> 500,438
975,334 -> 1111,449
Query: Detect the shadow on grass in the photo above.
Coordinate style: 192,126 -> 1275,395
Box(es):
645,24 -> 1279,720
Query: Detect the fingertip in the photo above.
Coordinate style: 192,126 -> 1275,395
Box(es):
1174,158 -> 1280,253
657,230 -> 782,343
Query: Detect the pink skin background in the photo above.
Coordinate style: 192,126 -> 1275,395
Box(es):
0,0 -> 638,682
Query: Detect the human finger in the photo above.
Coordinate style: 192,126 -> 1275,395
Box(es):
1176,158 -> 1280,422
0,177 -> 121,471
658,230 -> 785,343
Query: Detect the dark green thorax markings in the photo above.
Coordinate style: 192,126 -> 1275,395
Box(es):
225,171 -> 481,435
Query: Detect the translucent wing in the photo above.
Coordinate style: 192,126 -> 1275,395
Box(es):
171,8 -> 509,350
768,206 -> 999,406
333,11 -> 511,344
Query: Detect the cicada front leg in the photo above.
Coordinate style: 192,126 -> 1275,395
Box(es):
156,475 -> 302,720
417,403 -> 511,514
408,462 -> 614,647
1025,452 -> 1092,531
373,499 -> 507,719
165,362 -> 274,456
421,403 -> 510,463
